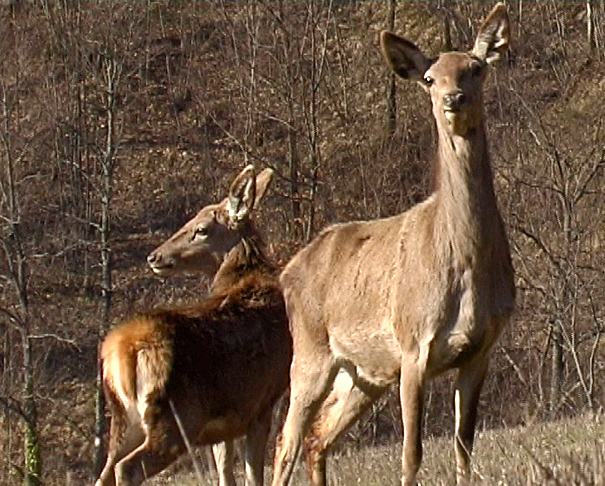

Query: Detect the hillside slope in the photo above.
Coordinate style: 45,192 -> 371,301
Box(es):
0,2 -> 603,484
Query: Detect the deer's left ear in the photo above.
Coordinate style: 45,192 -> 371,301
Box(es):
473,2 -> 510,64
227,165 -> 256,224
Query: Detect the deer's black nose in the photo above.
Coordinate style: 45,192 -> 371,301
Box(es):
443,92 -> 466,111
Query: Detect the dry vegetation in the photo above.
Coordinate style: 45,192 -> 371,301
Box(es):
0,1 -> 603,485
148,412 -> 604,486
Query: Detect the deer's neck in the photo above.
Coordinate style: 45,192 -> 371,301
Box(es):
433,121 -> 499,261
210,231 -> 276,295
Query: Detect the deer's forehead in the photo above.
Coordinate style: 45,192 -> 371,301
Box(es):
428,52 -> 477,76
188,203 -> 224,226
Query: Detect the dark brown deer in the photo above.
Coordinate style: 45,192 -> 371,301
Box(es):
271,4 -> 514,486
96,166 -> 292,486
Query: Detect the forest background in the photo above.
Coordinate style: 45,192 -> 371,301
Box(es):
0,1 -> 604,484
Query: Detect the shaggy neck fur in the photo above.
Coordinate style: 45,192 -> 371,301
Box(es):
211,221 -> 276,295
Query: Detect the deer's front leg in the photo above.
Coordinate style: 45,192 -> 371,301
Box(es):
453,353 -> 489,484
212,442 -> 236,486
400,358 -> 425,486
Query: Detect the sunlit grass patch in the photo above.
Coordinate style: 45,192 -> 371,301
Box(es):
150,413 -> 604,485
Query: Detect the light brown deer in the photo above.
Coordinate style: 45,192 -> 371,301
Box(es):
96,166 -> 292,486
271,4 -> 515,486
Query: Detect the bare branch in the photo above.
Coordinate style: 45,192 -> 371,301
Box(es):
0,306 -> 24,331
512,221 -> 564,278
29,334 -> 79,348
573,156 -> 605,205
500,347 -> 529,389
0,395 -> 27,422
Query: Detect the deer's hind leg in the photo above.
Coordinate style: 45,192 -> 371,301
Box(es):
114,399 -> 205,486
303,369 -> 385,486
271,333 -> 337,486
212,442 -> 237,486
96,398 -> 145,486
114,436 -> 184,486
242,405 -> 273,486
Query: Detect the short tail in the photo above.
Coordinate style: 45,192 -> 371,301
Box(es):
100,317 -> 173,411
100,328 -> 138,410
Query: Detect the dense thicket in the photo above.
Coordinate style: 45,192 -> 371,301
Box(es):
0,2 -> 603,484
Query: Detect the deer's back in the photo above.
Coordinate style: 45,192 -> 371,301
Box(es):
280,212 -> 416,385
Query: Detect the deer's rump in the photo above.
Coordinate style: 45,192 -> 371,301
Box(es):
107,282 -> 291,444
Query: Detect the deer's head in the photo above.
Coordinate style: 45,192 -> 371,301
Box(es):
147,165 -> 274,277
380,3 -> 509,136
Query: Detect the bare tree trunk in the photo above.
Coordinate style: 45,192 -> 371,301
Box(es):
276,3 -> 302,239
0,85 -> 41,486
93,57 -> 121,479
15,213 -> 39,486
303,1 -> 331,243
22,332 -> 39,486
385,0 -> 397,137
283,8 -> 302,240
587,0 -> 594,55
244,2 -> 259,153
549,319 -> 564,418
443,16 -> 452,52
287,107 -> 301,239
548,203 -> 573,419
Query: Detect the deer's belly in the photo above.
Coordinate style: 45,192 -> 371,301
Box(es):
329,326 -> 401,387
197,416 -> 247,444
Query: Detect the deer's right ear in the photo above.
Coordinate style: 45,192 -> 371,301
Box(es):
227,165 -> 256,224
380,31 -> 431,82
253,168 -> 274,209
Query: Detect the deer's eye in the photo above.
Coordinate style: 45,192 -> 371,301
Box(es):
423,75 -> 434,86
193,226 -> 209,240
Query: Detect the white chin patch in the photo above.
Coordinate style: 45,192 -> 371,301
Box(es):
151,266 -> 172,276
445,111 -> 457,123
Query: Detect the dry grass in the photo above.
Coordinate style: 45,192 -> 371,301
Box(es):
149,412 -> 604,486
